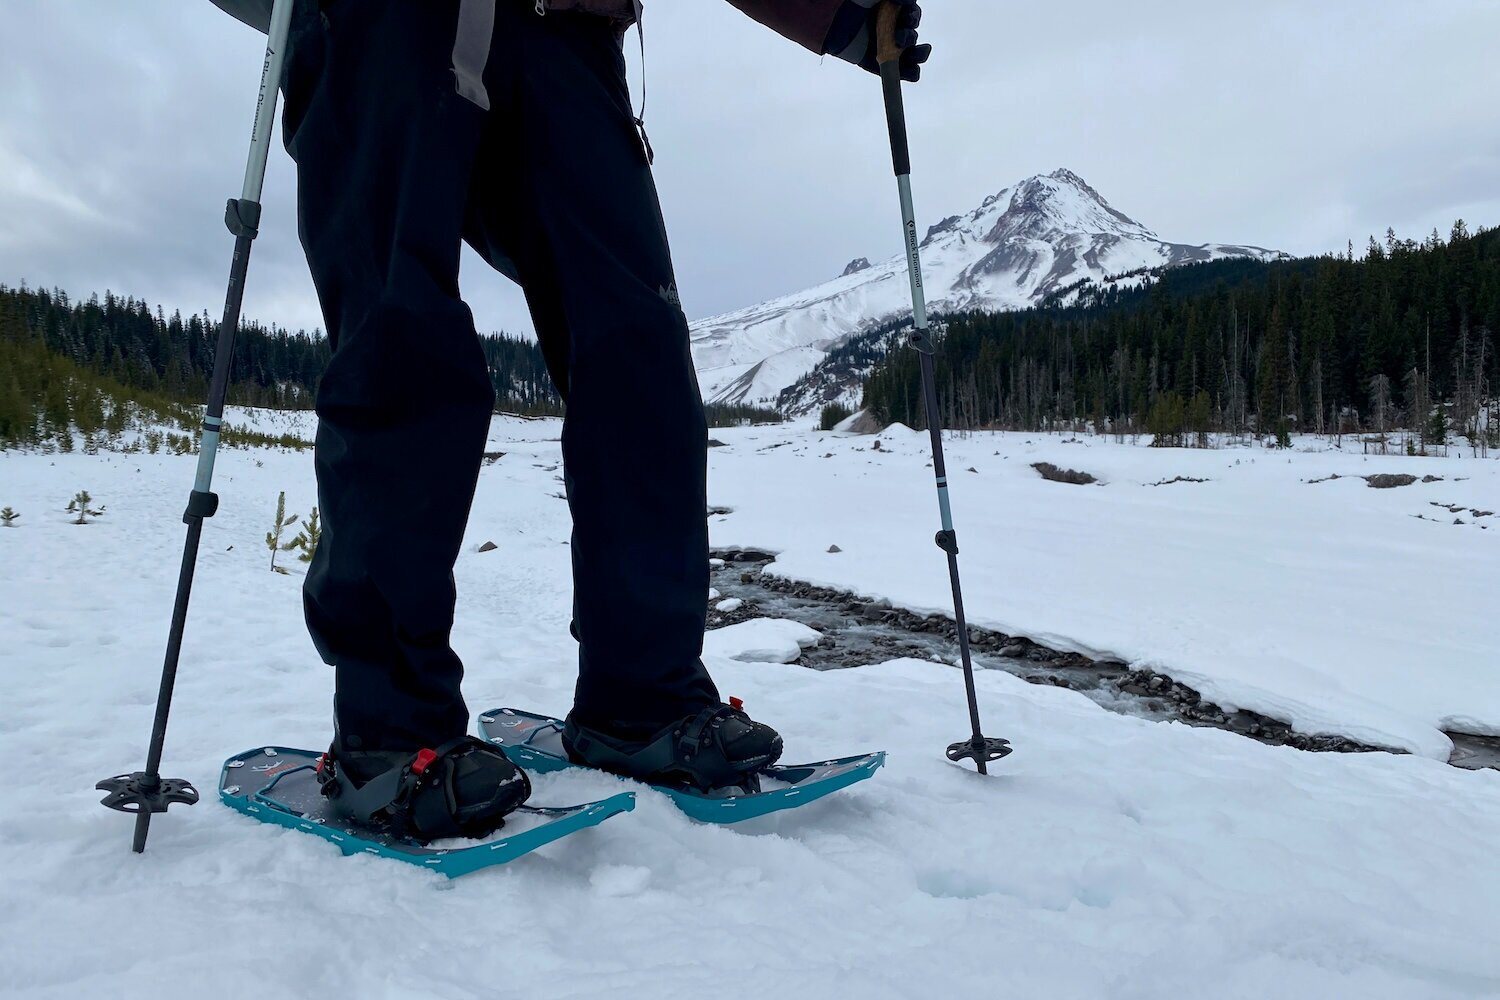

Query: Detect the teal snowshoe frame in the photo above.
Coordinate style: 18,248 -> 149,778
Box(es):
478,709 -> 885,824
219,746 -> 634,877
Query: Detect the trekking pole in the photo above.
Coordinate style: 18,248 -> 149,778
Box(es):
874,2 -> 1010,773
96,0 -> 297,852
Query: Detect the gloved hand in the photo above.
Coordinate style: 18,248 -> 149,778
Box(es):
824,0 -> 932,83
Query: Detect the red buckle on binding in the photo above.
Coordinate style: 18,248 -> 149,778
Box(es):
729,696 -> 744,711
315,752 -> 330,775
411,748 -> 439,776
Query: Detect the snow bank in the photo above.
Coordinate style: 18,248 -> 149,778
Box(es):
702,617 -> 820,664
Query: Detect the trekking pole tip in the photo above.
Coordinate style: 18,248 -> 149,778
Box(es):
946,736 -> 1013,772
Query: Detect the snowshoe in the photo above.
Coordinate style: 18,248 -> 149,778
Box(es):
317,735 -> 531,844
220,745 -> 634,877
479,707 -> 885,824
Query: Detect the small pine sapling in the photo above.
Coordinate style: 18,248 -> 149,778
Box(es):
265,491 -> 300,574
67,490 -> 105,525
1,507 -> 18,527
293,506 -> 321,563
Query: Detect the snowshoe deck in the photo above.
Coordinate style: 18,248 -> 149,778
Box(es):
219,746 -> 634,877
478,709 -> 885,824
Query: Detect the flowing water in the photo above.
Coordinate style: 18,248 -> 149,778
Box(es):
708,553 -> 1499,771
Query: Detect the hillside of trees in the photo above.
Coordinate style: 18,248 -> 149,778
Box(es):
864,222 -> 1499,452
0,284 -> 566,450
0,283 -> 783,451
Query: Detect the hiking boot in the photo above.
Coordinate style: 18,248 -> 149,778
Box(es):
318,735 -> 530,843
562,698 -> 783,793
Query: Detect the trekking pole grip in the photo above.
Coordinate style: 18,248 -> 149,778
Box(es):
875,2 -> 905,67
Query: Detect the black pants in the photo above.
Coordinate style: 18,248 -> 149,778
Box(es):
282,0 -> 717,751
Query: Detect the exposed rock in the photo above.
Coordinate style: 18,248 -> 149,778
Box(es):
840,410 -> 886,436
827,544 -> 842,553
1032,462 -> 1098,485
477,541 -> 498,553
840,257 -> 872,277
1363,474 -> 1419,489
714,548 -> 777,563
921,215 -> 963,245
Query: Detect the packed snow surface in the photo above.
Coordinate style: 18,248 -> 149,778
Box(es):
2,412 -> 1498,999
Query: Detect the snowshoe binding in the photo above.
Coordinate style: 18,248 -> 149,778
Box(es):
563,699 -> 783,795
316,735 -> 531,844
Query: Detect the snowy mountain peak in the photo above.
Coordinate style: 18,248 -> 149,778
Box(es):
690,169 -> 1288,411
985,168 -> 1158,243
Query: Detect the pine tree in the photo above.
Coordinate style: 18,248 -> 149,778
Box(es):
1147,391 -> 1186,447
265,491 -> 300,574
819,403 -> 853,431
1188,390 -> 1213,448
67,490 -> 104,524
1429,402 -> 1448,448
1,507 -> 18,526
293,507 -> 321,563
1368,374 -> 1391,433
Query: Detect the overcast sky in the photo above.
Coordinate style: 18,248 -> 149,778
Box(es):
4,1 -> 1500,339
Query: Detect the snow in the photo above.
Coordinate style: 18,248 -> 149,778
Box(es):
702,616 -> 817,663
2,416 -> 1498,998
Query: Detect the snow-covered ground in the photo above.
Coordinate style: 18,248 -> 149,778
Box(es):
712,424 -> 1500,759
2,415 -> 1498,999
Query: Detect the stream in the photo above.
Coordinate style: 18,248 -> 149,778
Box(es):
708,552 -> 1500,772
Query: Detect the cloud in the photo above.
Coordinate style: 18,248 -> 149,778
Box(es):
5,0 -> 1500,341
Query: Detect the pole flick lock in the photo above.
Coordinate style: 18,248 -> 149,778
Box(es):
183,489 -> 220,523
224,198 -> 262,239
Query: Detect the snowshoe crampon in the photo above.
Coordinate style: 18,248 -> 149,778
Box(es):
219,746 -> 634,877
478,709 -> 884,824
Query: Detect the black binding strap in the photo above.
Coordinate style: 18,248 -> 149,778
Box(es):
318,736 -> 525,843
